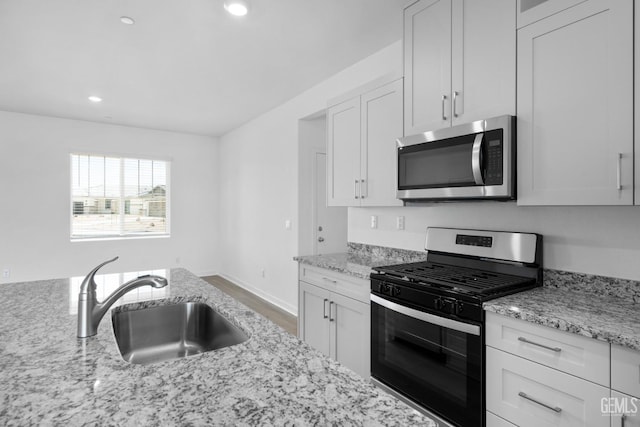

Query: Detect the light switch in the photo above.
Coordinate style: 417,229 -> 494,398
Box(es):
396,216 -> 405,230
285,219 -> 291,230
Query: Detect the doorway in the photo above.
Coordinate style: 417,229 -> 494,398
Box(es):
298,114 -> 347,256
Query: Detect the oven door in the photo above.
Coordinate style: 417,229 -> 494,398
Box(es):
371,294 -> 482,427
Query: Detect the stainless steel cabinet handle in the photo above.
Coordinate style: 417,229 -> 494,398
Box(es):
617,152 -> 622,190
323,298 -> 329,319
453,91 -> 459,118
329,301 -> 335,322
322,277 -> 337,284
518,392 -> 562,413
360,179 -> 366,199
622,414 -> 627,427
518,336 -> 562,352
354,180 -> 359,199
441,95 -> 447,121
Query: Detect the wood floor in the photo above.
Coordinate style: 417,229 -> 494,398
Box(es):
201,275 -> 297,336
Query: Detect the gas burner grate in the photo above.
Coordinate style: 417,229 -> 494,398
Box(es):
375,261 -> 534,296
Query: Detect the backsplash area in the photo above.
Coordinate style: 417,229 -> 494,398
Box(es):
347,242 -> 426,264
544,269 -> 640,303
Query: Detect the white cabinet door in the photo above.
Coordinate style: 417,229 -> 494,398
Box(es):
612,344 -> 640,399
404,0 -> 452,135
451,0 -> 515,126
298,281 -> 331,357
486,346 -> 611,427
360,79 -> 403,207
329,292 -> 370,379
517,0 -> 633,205
611,391 -> 640,427
327,97 -> 360,206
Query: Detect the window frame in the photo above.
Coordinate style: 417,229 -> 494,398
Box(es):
69,152 -> 171,241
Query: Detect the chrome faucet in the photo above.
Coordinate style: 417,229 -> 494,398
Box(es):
77,256 -> 168,338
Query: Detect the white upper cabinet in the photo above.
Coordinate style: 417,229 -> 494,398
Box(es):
327,79 -> 403,207
327,97 -> 361,206
404,0 -> 515,135
517,0 -> 633,205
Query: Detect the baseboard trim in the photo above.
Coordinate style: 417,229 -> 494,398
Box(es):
218,273 -> 298,317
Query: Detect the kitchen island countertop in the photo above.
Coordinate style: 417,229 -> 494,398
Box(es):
0,268 -> 435,426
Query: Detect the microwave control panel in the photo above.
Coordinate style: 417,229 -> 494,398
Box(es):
484,131 -> 503,185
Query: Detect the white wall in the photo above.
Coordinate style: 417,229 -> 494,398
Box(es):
218,41 -> 403,315
349,204 -> 640,281
0,111 -> 220,283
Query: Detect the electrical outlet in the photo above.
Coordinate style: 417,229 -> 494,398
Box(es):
396,216 -> 405,230
261,269 -> 266,278
284,219 -> 291,230
370,215 -> 378,229
2,269 -> 10,279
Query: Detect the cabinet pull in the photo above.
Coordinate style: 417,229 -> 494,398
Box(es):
329,301 -> 335,322
518,392 -> 562,413
360,179 -> 366,199
453,91 -> 459,118
441,95 -> 447,121
354,180 -> 359,199
622,414 -> 627,427
322,277 -> 337,284
323,299 -> 329,319
617,153 -> 622,190
518,336 -> 562,353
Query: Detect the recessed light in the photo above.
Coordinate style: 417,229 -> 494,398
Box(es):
224,1 -> 249,16
88,96 -> 103,103
120,16 -> 135,25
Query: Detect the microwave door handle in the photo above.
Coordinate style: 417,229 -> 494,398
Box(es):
472,133 -> 484,185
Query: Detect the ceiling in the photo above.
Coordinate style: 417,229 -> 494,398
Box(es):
0,0 -> 405,137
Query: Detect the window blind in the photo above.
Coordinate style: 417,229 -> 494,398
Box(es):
71,154 -> 170,239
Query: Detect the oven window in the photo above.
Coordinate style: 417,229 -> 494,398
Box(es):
398,134 -> 477,189
371,300 -> 482,426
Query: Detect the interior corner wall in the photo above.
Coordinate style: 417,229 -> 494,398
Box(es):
0,111 -> 220,283
217,40 -> 403,316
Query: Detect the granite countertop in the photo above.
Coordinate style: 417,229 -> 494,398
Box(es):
0,268 -> 435,426
294,243 -> 428,280
484,271 -> 640,351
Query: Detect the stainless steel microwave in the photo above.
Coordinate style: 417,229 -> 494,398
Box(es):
396,115 -> 515,202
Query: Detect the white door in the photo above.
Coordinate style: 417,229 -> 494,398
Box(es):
314,152 -> 347,255
298,281 -> 331,356
326,97 -> 361,206
404,0 -> 452,135
517,0 -> 633,205
360,79 -> 403,207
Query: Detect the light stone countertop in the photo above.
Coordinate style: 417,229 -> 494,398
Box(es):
0,268 -> 435,426
484,276 -> 640,351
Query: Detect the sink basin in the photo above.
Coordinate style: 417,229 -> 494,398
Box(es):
112,301 -> 249,365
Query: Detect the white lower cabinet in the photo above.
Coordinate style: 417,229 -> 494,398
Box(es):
298,269 -> 370,379
610,391 -> 640,427
486,411 -> 517,427
612,344 -> 640,399
486,346 -> 610,426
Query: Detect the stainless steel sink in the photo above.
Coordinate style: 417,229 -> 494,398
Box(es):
112,301 -> 249,365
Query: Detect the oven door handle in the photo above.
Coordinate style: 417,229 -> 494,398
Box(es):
471,133 -> 484,185
371,294 -> 480,336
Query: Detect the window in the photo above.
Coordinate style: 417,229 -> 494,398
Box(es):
71,153 -> 170,240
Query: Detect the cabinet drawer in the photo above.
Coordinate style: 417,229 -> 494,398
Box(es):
299,264 -> 369,303
486,312 -> 610,386
612,345 -> 640,398
486,347 -> 610,427
486,411 -> 517,427
517,0 -> 588,28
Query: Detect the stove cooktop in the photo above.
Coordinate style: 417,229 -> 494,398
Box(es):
372,260 -> 538,301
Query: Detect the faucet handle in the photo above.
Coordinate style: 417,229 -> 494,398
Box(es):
79,256 -> 119,296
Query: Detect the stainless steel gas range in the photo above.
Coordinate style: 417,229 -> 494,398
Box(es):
370,227 -> 542,427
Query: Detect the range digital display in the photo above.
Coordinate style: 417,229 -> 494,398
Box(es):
455,234 -> 493,248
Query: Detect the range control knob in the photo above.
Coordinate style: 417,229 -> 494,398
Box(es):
379,283 -> 389,294
392,286 -> 401,297
456,301 -> 465,315
434,297 -> 444,310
